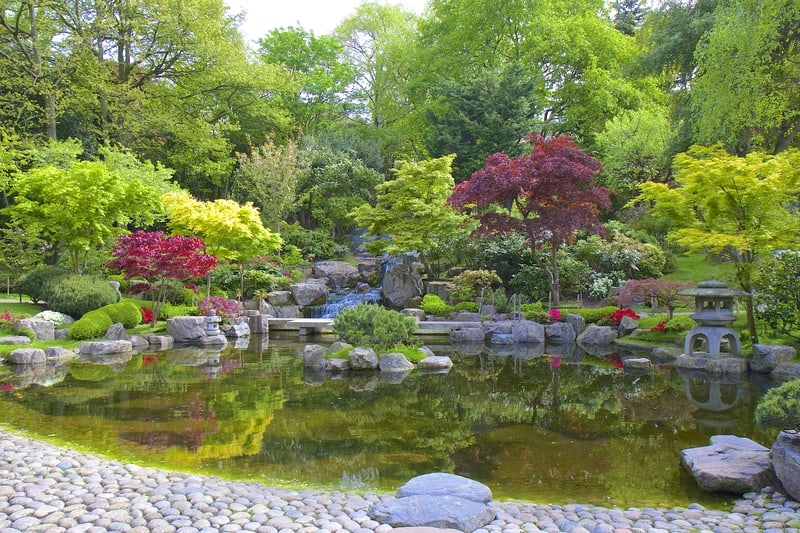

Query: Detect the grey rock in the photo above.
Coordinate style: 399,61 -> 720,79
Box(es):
129,335 -> 149,347
349,347 -> 379,370
222,318 -> 250,338
705,357 -> 749,377
397,473 -> 493,503
199,334 -> 227,346
15,317 -> 55,341
381,254 -> 424,309
312,261 -> 361,289
488,333 -> 514,345
54,328 -> 70,340
379,353 -> 415,372
78,340 -> 133,356
267,290 -> 294,306
651,347 -> 681,363
417,356 -> 453,371
512,320 -> 545,344
425,280 -> 455,303
623,357 -> 652,372
8,348 -> 46,364
147,335 -> 174,349
303,344 -> 327,370
451,311 -> 482,322
328,341 -> 353,354
401,308 -> 426,320
368,495 -> 496,532
45,346 -> 76,362
291,279 -> 329,306
577,325 -> 618,345
275,305 -> 301,318
0,335 -> 31,345
565,313 -> 586,337
771,430 -> 800,501
166,317 -> 207,343
545,321 -> 576,343
248,314 -> 269,334
326,358 -> 351,372
104,322 -> 129,340
771,362 -> 800,381
618,316 -> 639,337
450,326 -> 485,344
680,435 -> 776,494
751,345 -> 797,373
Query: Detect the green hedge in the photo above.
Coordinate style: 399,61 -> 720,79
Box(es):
68,301 -> 146,340
44,275 -> 119,317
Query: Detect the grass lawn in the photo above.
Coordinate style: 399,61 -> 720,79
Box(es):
665,253 -> 735,283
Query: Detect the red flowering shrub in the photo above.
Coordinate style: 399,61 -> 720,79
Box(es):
547,309 -> 563,323
140,307 -> 154,324
650,320 -> 667,333
598,307 -> 640,326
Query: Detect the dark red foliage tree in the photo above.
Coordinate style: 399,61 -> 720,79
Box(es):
618,279 -> 694,319
107,230 -> 218,325
449,135 -> 611,306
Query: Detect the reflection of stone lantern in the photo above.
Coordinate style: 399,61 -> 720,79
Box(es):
679,280 -> 748,357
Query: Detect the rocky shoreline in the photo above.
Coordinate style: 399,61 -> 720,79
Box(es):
1,427 -> 799,533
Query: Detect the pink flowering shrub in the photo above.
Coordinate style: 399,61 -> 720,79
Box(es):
198,296 -> 242,322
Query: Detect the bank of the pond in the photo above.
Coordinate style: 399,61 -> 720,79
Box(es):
1,427 -> 799,533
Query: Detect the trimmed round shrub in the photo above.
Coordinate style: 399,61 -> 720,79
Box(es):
14,266 -> 69,304
421,294 -> 451,317
45,275 -> 119,317
69,309 -> 114,340
103,301 -> 142,328
333,303 -> 417,351
755,380 -> 800,430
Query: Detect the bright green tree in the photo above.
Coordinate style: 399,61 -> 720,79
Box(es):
163,191 -> 282,297
4,160 -> 162,273
349,154 -> 475,279
628,144 -> 800,341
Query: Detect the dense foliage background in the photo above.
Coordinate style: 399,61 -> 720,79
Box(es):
0,0 -> 799,340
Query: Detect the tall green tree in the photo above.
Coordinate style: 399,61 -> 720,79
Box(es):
691,0 -> 800,154
350,154 -> 474,279
424,66 -> 542,182
628,144 -> 800,341
257,26 -> 355,136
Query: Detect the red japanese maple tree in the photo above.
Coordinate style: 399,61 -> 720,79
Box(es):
449,135 -> 611,306
107,230 -> 218,325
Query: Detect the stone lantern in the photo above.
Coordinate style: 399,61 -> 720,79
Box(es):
679,280 -> 749,357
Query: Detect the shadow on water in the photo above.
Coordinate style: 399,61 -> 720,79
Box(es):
0,335 -> 782,509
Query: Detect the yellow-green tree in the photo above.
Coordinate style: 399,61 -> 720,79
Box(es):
628,144 -> 800,341
162,191 -> 282,297
349,154 -> 474,279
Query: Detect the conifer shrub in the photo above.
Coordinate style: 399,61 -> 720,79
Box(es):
69,309 -> 114,340
755,380 -> 800,431
14,266 -> 69,304
333,303 -> 418,352
44,275 -> 119,317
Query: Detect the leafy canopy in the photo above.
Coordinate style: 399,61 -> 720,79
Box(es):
4,160 -> 161,273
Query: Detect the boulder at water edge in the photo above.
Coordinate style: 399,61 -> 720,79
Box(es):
750,344 -> 797,373
369,473 -> 496,532
680,435 -> 776,494
771,430 -> 800,502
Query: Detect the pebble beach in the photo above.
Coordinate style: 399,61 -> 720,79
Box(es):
1,427 -> 799,533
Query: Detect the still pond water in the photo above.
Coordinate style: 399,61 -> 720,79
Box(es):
0,334 -> 781,509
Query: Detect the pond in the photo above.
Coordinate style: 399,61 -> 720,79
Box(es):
0,334 -> 781,509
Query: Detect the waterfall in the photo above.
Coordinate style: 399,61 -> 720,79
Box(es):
311,288 -> 384,318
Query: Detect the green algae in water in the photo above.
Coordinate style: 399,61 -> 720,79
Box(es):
0,341 -> 776,509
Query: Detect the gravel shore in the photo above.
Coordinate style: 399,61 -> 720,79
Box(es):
1,427 -> 799,533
